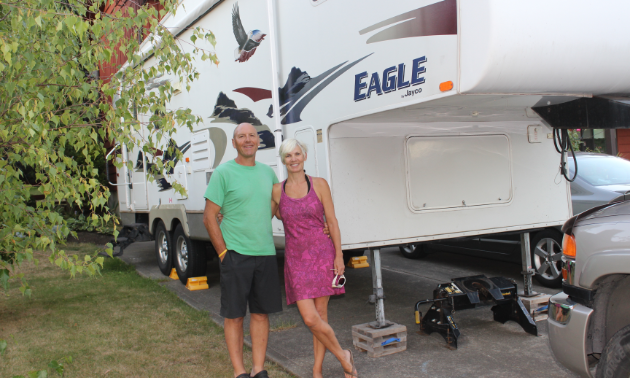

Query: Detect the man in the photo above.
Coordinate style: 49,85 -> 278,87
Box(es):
203,123 -> 281,378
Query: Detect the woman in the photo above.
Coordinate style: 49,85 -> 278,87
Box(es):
272,139 -> 357,378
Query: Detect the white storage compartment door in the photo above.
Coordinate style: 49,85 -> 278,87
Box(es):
405,135 -> 512,211
191,129 -> 215,172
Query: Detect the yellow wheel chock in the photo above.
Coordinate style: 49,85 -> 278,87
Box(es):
186,277 -> 209,291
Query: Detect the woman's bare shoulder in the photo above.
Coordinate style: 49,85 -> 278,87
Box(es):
312,177 -> 330,189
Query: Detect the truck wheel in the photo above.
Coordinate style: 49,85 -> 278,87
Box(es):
399,243 -> 427,259
155,221 -> 172,276
173,224 -> 207,285
530,229 -> 563,288
596,324 -> 630,378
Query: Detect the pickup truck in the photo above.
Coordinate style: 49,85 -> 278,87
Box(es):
548,196 -> 630,378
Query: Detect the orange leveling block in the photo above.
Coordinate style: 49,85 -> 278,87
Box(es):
347,256 -> 369,269
186,277 -> 209,291
169,268 -> 179,280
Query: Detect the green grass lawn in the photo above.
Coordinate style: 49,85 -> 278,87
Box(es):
0,244 -> 295,378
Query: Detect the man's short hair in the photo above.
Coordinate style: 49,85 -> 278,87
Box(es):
233,123 -> 254,138
279,138 -> 308,164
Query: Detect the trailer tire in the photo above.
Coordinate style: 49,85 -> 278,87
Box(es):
173,224 -> 207,285
399,243 -> 427,259
155,221 -> 172,276
596,324 -> 630,378
530,229 -> 563,288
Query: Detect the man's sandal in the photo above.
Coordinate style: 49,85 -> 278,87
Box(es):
251,370 -> 269,378
236,374 -> 249,378
343,349 -> 358,377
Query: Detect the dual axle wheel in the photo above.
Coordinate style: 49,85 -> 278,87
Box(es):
154,221 -> 208,285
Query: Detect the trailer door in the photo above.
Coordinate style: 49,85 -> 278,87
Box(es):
130,126 -> 148,210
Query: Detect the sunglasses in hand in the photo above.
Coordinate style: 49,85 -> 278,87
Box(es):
331,269 -> 346,288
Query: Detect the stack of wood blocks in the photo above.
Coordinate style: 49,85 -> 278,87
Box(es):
352,322 -> 407,358
347,256 -> 369,269
520,293 -> 551,321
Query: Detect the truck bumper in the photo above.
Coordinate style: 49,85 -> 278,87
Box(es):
548,292 -> 594,378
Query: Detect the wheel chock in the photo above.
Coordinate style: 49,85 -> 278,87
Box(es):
186,276 -> 209,291
169,268 -> 179,280
347,256 -> 369,269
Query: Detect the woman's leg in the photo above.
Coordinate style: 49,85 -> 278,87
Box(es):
297,298 -> 355,377
312,297 -> 329,378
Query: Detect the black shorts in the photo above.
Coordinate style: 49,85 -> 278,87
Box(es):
220,250 -> 283,319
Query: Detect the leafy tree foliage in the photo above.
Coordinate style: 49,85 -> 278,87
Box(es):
0,0 -> 218,295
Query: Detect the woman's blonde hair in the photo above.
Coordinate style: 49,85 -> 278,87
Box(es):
279,138 -> 308,164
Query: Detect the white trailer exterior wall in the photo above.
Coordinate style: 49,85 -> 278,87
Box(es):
116,0 -> 630,262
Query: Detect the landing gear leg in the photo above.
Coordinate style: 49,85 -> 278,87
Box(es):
520,232 -> 538,297
369,248 -> 393,329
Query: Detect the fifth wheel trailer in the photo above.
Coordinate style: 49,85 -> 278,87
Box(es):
111,0 -> 630,288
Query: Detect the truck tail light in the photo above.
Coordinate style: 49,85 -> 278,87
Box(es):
562,234 -> 576,259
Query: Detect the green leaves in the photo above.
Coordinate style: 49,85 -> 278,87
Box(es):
0,269 -> 9,290
19,282 -> 32,299
0,0 -> 217,295
48,356 -> 73,375
207,32 -> 217,48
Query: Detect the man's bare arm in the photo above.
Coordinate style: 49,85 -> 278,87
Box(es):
203,199 -> 227,261
271,183 -> 281,219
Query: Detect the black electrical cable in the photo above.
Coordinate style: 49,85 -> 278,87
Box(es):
553,128 -> 578,182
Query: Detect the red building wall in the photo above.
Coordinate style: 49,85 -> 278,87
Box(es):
100,0 -> 164,84
618,129 -> 630,160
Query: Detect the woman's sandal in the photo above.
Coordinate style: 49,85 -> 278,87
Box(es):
342,349 -> 358,377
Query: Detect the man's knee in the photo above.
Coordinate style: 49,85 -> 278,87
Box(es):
224,317 -> 244,327
250,313 -> 268,322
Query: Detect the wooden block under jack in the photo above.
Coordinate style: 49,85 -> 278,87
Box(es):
169,268 -> 179,280
352,322 -> 407,358
520,293 -> 551,322
186,276 -> 209,291
347,256 -> 369,269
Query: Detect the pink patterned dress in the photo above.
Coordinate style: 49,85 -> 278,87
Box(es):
279,176 -> 345,305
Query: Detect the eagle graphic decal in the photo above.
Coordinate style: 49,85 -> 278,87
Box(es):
232,3 -> 266,63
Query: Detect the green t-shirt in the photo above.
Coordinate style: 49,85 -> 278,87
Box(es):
204,159 -> 279,256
